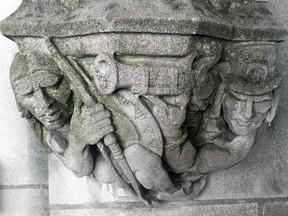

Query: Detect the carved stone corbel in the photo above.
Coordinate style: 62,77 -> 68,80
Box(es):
1,0 -> 287,205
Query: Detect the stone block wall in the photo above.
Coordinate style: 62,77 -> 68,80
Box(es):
1,1 -> 288,216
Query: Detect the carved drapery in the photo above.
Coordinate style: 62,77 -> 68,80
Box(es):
1,0 -> 287,205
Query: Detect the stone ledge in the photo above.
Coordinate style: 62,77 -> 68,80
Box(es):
50,203 -> 258,216
0,188 -> 49,216
263,201 -> 288,216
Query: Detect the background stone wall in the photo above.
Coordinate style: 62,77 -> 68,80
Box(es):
0,1 -> 49,216
0,1 -> 288,216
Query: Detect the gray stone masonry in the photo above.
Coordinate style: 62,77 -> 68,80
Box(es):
1,0 -> 288,216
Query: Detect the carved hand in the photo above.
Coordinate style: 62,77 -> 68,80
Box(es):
69,102 -> 114,148
221,132 -> 256,152
124,144 -> 178,194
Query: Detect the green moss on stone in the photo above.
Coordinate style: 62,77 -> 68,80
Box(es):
218,62 -> 230,71
115,55 -> 144,64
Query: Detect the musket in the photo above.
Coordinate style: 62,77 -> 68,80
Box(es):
44,37 -> 150,205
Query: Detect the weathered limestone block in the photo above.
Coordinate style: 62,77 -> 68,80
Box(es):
1,0 -> 287,206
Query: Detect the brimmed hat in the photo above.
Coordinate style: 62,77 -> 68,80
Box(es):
220,42 -> 282,95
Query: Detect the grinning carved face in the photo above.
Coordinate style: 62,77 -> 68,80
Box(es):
222,90 -> 273,136
12,68 -> 72,130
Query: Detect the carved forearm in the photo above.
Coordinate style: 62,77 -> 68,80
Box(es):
189,133 -> 255,174
189,143 -> 251,174
63,136 -> 94,177
164,131 -> 197,173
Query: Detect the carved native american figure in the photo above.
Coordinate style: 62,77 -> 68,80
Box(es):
1,0 -> 286,205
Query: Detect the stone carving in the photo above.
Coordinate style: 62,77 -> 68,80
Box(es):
1,0 -> 286,205
190,42 -> 281,174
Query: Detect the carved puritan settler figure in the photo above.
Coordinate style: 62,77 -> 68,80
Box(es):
10,51 -> 177,201
9,40 -> 282,202
89,38 -> 224,196
9,52 -> 120,183
189,42 -> 281,174
90,51 -> 200,196
142,39 -> 223,195
1,0 -> 287,206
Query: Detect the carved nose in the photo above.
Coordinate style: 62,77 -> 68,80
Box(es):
240,100 -> 253,119
34,89 -> 54,110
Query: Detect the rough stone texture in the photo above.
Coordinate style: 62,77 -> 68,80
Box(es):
197,122 -> 288,200
0,188 -> 49,216
0,2 -> 49,216
50,203 -> 258,216
195,0 -> 288,201
44,1 -> 288,214
0,0 -> 286,41
6,22 -> 285,208
49,154 -> 96,205
263,202 -> 288,216
1,0 -> 288,215
0,24 -> 48,186
49,154 -> 140,205
0,121 -> 48,186
0,0 -> 48,186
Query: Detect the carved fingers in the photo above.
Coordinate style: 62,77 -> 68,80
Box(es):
70,102 -> 114,147
124,144 -> 178,194
224,133 -> 256,152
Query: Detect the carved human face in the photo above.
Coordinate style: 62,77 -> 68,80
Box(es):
12,70 -> 72,130
222,91 -> 272,136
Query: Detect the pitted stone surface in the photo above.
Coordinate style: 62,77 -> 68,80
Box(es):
263,202 -> 288,216
0,188 -> 49,216
0,0 -> 286,40
0,33 -> 48,186
1,0 -> 288,213
50,203 -> 258,216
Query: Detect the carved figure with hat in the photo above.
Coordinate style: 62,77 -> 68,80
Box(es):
189,42 -> 281,174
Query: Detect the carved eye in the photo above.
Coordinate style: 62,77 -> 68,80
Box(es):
225,92 -> 240,102
47,77 -> 63,90
23,91 -> 34,98
253,100 -> 272,113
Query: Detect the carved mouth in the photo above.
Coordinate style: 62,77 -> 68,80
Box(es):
233,118 -> 262,128
235,120 -> 253,127
40,110 -> 63,123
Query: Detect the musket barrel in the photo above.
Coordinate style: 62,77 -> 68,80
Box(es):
45,37 -> 96,106
44,37 -> 150,205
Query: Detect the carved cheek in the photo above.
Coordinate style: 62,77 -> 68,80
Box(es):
19,96 -> 37,116
253,101 -> 272,114
239,100 -> 253,119
47,81 -> 71,105
223,99 -> 238,118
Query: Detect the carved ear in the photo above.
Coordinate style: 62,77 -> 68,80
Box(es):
207,61 -> 230,119
208,83 -> 226,119
265,88 -> 280,124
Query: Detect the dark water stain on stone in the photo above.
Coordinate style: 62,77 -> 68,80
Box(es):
162,0 -> 185,10
105,2 -> 119,11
